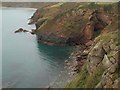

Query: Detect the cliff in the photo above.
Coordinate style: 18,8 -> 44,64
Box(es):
30,2 -> 117,46
30,2 -> 119,88
1,2 -> 55,8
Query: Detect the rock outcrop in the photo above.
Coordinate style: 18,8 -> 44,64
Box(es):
65,37 -> 119,88
14,28 -> 29,33
83,10 -> 110,43
29,3 -> 112,46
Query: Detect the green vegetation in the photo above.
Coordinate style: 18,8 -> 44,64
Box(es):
31,2 -> 119,88
95,31 -> 118,43
65,63 -> 105,88
85,63 -> 105,88
65,64 -> 88,88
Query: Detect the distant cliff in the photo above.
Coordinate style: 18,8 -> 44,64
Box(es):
2,2 -> 55,8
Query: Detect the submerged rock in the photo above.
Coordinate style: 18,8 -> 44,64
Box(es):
14,28 -> 29,33
14,28 -> 24,33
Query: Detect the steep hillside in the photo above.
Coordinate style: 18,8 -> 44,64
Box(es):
64,2 -> 120,88
29,2 -> 119,88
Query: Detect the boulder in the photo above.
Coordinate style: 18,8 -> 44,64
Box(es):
89,56 -> 103,66
89,42 -> 105,58
102,42 -> 111,54
110,44 -> 117,50
14,28 -> 23,33
102,55 -> 112,69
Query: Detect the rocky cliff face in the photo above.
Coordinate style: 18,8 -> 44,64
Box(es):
88,40 -> 119,88
65,34 -> 119,88
29,2 -> 119,88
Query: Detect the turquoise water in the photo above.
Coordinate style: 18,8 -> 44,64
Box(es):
2,8 -> 72,88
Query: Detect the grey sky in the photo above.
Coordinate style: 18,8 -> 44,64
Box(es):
1,0 -> 119,2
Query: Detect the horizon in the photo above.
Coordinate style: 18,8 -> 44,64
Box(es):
1,0 -> 119,2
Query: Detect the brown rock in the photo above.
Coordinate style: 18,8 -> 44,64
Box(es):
89,42 -> 105,58
14,28 -> 23,33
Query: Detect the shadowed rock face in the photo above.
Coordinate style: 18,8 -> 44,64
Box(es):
83,22 -> 94,41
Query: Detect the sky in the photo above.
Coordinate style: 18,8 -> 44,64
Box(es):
1,0 -> 119,2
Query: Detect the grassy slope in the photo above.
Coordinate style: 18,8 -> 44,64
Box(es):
65,63 -> 105,88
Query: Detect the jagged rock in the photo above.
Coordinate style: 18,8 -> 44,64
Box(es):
85,40 -> 94,47
110,44 -> 117,50
113,51 -> 119,62
81,49 -> 89,56
109,57 -> 116,64
110,39 -> 117,50
114,46 -> 119,51
14,28 -> 23,33
87,42 -> 107,74
102,43 -> 111,53
102,55 -> 112,69
89,56 -> 103,66
107,63 -> 118,74
95,81 -> 103,88
14,28 -> 29,33
113,78 -> 120,88
89,42 -> 105,58
23,30 -> 29,32
104,76 -> 113,88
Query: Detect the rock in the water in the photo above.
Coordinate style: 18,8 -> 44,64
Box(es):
23,30 -> 29,32
113,78 -> 120,88
14,28 -> 23,33
14,28 -> 29,33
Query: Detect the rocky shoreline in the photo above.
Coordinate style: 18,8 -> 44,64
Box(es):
64,40 -> 93,76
